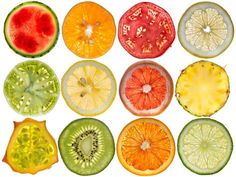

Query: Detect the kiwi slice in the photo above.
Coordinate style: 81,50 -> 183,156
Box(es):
58,118 -> 115,175
4,60 -> 60,115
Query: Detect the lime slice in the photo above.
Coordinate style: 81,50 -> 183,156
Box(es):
178,118 -> 233,174
178,2 -> 234,58
62,60 -> 116,116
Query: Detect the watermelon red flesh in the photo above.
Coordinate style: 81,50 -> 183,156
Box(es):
8,6 -> 56,54
125,66 -> 167,110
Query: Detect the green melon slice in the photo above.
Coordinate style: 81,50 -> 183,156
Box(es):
4,1 -> 59,58
178,118 -> 233,174
4,60 -> 60,116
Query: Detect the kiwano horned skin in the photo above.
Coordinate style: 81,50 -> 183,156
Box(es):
4,1 -> 59,58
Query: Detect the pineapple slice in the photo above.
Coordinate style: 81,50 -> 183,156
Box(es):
176,61 -> 229,116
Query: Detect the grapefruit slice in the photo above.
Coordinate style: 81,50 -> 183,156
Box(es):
119,61 -> 173,116
3,118 -> 58,174
117,118 -> 175,175
62,1 -> 116,58
178,2 -> 234,58
62,60 -> 116,116
4,1 -> 59,58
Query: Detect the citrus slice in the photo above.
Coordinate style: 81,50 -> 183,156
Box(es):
118,2 -> 175,59
176,60 -> 229,117
4,1 -> 59,58
4,60 -> 60,116
178,2 -> 234,58
3,118 -> 58,174
62,1 -> 116,58
62,60 -> 116,116
178,118 -> 233,174
119,61 -> 173,116
117,118 -> 175,175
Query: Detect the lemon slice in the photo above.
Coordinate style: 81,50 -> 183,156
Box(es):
178,2 -> 234,58
62,60 -> 116,116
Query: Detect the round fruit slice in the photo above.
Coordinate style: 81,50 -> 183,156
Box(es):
3,118 -> 58,174
59,118 -> 114,175
63,1 -> 116,58
176,60 -> 229,117
119,61 -> 173,116
117,118 -> 175,175
4,1 -> 59,58
4,60 -> 60,116
118,2 -> 175,59
62,60 -> 116,116
178,118 -> 233,174
178,2 -> 234,58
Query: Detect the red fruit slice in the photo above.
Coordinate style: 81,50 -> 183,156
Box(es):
118,2 -> 175,59
4,1 -> 59,57
119,61 -> 173,116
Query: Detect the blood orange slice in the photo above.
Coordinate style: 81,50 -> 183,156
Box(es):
117,118 -> 175,175
119,61 -> 173,116
118,2 -> 175,59
62,1 -> 116,58
4,1 -> 59,58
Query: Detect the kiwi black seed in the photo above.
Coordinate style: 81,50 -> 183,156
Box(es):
58,118 -> 114,175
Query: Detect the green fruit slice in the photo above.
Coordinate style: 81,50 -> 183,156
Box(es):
178,2 -> 234,58
58,118 -> 115,175
4,60 -> 60,115
4,1 -> 59,58
62,60 -> 116,116
178,118 -> 233,175
176,60 -> 229,117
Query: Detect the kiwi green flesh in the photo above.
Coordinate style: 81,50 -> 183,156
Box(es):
58,118 -> 115,175
4,60 -> 59,115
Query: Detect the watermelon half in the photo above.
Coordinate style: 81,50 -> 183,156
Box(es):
4,1 -> 59,58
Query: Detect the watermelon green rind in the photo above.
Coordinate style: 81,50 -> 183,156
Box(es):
177,118 -> 233,175
4,1 -> 59,58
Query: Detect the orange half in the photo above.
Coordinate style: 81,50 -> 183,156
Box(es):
62,1 -> 116,58
117,118 -> 175,176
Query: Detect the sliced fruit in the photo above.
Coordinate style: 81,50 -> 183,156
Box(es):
117,118 -> 175,175
62,1 -> 116,58
3,118 -> 58,174
178,118 -> 233,174
59,118 -> 114,175
118,2 -> 175,59
119,61 -> 173,116
62,60 -> 116,116
4,60 -> 60,116
176,60 -> 229,117
178,2 -> 234,58
4,1 -> 59,58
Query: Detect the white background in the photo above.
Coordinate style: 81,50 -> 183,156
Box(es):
0,0 -> 235,176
